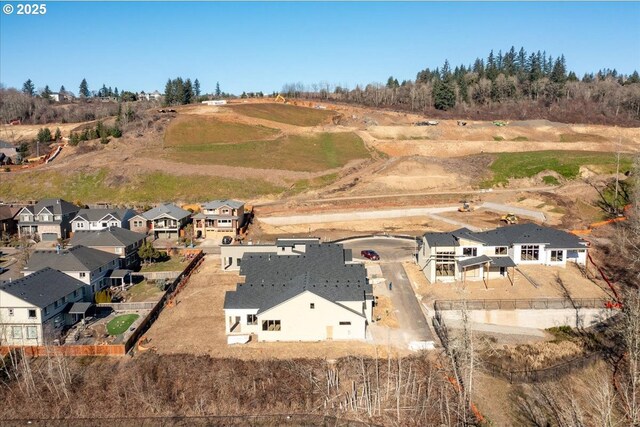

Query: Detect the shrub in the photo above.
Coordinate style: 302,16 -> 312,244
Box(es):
493,136 -> 505,141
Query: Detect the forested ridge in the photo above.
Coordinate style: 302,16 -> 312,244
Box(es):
283,47 -> 640,126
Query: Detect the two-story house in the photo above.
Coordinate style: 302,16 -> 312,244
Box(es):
417,223 -> 589,284
70,208 -> 136,233
68,227 -> 147,269
129,204 -> 191,240
0,267 -> 85,345
223,240 -> 373,342
17,199 -> 80,241
193,199 -> 245,238
23,246 -> 121,301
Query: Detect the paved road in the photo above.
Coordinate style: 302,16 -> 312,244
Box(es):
253,186 -> 557,207
376,263 -> 433,344
259,201 -> 546,229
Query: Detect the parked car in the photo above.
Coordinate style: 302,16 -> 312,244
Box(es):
360,250 -> 380,260
221,236 -> 233,245
0,267 -> 8,274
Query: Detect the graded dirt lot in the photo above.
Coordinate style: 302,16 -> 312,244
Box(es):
143,256 -> 408,359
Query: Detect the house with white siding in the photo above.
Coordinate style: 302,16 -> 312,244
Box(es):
23,246 -> 121,301
0,268 -> 85,345
70,208 -> 136,232
417,223 -> 589,284
224,240 -> 373,342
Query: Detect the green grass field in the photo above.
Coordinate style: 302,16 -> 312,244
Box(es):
559,133 -> 608,143
170,132 -> 371,172
0,169 -> 285,203
106,314 -> 139,335
164,116 -> 279,146
140,257 -> 187,272
228,103 -> 335,127
481,151 -> 633,187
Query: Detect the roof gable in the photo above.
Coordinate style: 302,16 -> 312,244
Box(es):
68,227 -> 146,247
0,267 -> 85,308
25,245 -> 120,273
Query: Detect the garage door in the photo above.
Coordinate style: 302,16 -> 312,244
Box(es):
41,233 -> 58,241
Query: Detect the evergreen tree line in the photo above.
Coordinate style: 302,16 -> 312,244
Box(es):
68,121 -> 122,146
285,47 -> 640,124
163,77 -> 200,106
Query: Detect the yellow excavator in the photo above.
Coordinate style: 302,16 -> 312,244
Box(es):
274,94 -> 286,103
501,213 -> 519,225
458,202 -> 474,212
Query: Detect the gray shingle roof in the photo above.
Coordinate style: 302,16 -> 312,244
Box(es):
25,246 -> 120,273
201,199 -> 244,209
71,208 -> 134,223
489,256 -> 517,268
32,199 -> 80,216
142,204 -> 191,221
424,224 -> 586,250
0,267 -> 84,308
458,255 -> 492,268
69,227 -> 146,248
224,243 -> 371,314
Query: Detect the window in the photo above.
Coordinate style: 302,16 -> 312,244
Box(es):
11,326 -> 22,339
494,246 -> 508,255
101,222 -> 108,227
462,247 -> 477,257
236,258 -> 242,266
520,245 -> 540,261
77,222 -> 84,228
261,320 -> 281,331
222,209 -> 230,215
28,309 -> 36,319
247,314 -> 257,325
44,306 -> 49,315
26,326 -> 37,339
74,290 -> 79,297
550,250 -> 564,262
339,321 -> 351,326
8,309 -> 14,317
218,219 -> 232,227
54,300 -> 59,309
435,251 -> 456,277
310,303 -> 315,309
79,272 -> 86,278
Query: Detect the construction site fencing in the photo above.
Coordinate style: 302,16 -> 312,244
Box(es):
481,351 -> 604,383
1,414 -> 382,427
434,298 -> 609,311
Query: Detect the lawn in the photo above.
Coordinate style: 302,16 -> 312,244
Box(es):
164,116 -> 279,146
126,280 -> 164,302
481,151 -> 634,187
106,314 -> 139,336
170,132 -> 371,172
228,103 -> 335,127
140,257 -> 187,272
0,169 -> 285,203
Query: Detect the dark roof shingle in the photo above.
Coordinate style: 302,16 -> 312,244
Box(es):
0,267 -> 84,308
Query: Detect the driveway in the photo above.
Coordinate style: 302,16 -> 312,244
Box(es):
342,236 -> 417,263
369,262 -> 435,348
0,247 -> 23,282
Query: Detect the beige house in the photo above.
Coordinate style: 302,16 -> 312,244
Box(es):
224,240 -> 373,342
193,199 -> 245,238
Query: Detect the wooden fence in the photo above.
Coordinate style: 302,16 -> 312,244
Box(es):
0,344 -> 126,357
96,302 -> 157,311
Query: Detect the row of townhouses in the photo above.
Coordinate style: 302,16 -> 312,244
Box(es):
8,198 -> 247,241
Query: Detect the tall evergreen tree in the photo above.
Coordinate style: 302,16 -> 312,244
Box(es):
41,85 -> 52,99
59,84 -> 66,94
22,79 -> 35,96
215,81 -> 221,97
628,71 -> 640,84
194,79 -> 201,97
79,78 -> 90,98
550,55 -> 567,84
184,78 -> 193,104
164,78 -> 174,105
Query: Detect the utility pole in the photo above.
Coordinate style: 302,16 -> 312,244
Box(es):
614,149 -> 621,214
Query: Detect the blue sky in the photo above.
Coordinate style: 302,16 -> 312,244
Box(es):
1,2 -> 639,95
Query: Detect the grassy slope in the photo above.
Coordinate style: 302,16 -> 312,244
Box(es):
483,151 -> 634,187
170,132 -> 371,172
164,116 -> 279,146
0,169 -> 284,203
228,103 -> 335,127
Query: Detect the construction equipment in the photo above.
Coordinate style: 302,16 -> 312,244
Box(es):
493,120 -> 508,127
274,94 -> 286,103
458,202 -> 474,212
500,213 -> 519,224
